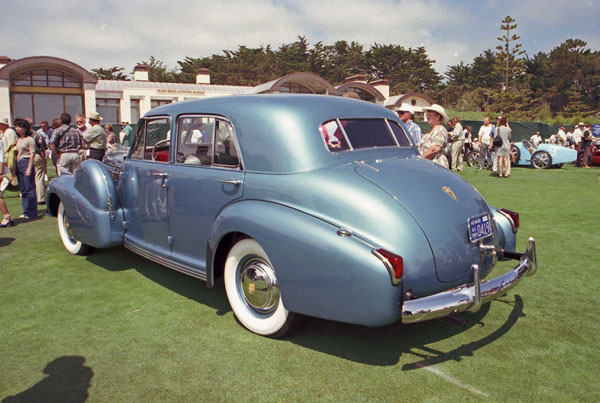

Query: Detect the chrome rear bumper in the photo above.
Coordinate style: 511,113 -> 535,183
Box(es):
402,237 -> 537,324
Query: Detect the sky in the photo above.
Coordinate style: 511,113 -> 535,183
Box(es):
3,0 -> 599,78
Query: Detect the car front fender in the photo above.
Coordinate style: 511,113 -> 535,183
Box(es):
46,160 -> 124,248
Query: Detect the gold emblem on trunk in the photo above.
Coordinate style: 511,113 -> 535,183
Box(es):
248,283 -> 256,294
442,186 -> 458,201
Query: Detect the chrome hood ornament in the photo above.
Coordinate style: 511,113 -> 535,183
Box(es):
442,186 -> 458,201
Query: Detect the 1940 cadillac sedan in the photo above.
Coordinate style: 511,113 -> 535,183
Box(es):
46,95 -> 537,337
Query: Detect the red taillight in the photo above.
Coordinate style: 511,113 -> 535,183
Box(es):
499,208 -> 520,232
374,248 -> 403,285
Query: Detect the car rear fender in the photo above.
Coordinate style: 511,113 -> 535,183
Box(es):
490,206 -> 517,257
208,200 -> 403,327
46,160 -> 124,248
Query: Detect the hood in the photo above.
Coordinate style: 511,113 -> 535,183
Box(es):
353,156 -> 496,282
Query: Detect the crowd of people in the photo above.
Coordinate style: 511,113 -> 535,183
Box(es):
0,113 -> 132,227
408,106 -> 597,174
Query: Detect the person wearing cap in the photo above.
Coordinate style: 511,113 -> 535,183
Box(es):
397,103 -> 422,145
83,112 -> 107,161
419,104 -> 449,168
448,117 -> 464,171
50,112 -> 84,176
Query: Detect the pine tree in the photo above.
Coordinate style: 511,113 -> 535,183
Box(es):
496,16 -> 526,91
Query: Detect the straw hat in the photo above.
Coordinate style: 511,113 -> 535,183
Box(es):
577,122 -> 585,126
423,104 -> 449,123
87,111 -> 103,121
0,117 -> 9,126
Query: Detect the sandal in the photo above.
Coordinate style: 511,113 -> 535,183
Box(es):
0,216 -> 15,228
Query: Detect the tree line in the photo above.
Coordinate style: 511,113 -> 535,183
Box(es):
92,16 -> 599,123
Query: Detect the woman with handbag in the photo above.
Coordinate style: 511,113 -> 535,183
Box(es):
496,117 -> 512,178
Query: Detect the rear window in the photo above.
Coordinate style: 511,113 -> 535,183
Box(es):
320,118 -> 412,153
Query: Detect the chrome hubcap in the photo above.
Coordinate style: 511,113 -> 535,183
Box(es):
239,257 -> 279,315
63,215 -> 75,242
533,154 -> 548,167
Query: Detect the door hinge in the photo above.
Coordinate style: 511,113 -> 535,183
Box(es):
168,235 -> 174,245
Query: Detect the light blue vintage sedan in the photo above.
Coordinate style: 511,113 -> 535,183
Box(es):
46,95 -> 537,337
511,140 -> 577,169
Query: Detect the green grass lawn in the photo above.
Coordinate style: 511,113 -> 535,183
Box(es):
1,163 -> 599,402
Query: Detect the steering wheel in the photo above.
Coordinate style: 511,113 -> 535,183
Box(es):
151,139 -> 170,161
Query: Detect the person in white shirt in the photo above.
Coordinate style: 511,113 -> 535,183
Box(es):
573,122 -> 584,154
477,117 -> 493,169
557,125 -> 567,146
530,131 -> 542,148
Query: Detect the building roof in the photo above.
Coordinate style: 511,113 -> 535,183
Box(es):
95,79 -> 251,95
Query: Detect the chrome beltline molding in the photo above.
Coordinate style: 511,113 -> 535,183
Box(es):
402,237 -> 537,324
124,241 -> 207,281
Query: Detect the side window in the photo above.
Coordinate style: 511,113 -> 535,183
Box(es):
387,120 -> 413,147
213,119 -> 240,167
320,120 -> 350,152
176,116 -> 214,165
130,117 -> 171,162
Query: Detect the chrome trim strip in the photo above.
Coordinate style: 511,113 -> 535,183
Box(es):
402,237 -> 536,324
124,241 -> 207,281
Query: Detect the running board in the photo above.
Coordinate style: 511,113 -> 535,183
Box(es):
124,242 -> 207,282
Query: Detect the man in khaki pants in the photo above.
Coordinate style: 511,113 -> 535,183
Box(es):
449,117 -> 464,171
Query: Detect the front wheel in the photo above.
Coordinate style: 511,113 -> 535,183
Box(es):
224,238 -> 300,337
531,150 -> 552,169
57,202 -> 94,255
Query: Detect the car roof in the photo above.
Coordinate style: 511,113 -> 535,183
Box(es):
145,94 -> 404,173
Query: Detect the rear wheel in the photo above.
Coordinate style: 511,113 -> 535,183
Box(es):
531,151 -> 552,169
224,238 -> 300,337
466,150 -> 480,167
57,202 -> 94,255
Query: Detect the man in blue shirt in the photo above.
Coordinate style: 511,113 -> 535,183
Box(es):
397,103 -> 422,146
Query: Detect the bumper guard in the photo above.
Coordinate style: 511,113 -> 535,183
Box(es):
402,237 -> 537,324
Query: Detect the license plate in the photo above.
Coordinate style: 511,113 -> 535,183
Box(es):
468,213 -> 493,243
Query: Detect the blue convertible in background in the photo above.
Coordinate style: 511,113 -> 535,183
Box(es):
46,95 -> 537,337
511,140 -> 577,169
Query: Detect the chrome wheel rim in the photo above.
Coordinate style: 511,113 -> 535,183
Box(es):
533,153 -> 549,168
238,256 -> 280,315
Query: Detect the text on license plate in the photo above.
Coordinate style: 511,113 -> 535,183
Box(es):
468,213 -> 492,243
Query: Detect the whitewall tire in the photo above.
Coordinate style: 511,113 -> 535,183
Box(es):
224,238 -> 299,337
57,202 -> 94,255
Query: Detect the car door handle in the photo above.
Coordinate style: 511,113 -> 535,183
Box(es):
152,172 -> 168,178
220,179 -> 242,185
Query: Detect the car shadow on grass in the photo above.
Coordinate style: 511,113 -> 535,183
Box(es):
0,237 -> 15,247
84,247 -> 525,368
1,355 -> 93,403
284,295 -> 524,368
85,246 -> 232,316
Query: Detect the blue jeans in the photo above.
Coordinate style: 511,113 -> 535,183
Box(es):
16,158 -> 38,218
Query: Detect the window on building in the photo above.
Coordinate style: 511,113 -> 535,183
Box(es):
11,93 -> 83,125
96,98 -> 120,124
279,82 -> 313,94
339,88 -> 375,103
11,69 -> 82,88
130,99 -> 140,124
151,99 -> 172,109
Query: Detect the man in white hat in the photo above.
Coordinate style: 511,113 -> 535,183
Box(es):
0,117 -> 18,185
397,103 -> 422,145
83,111 -> 107,161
